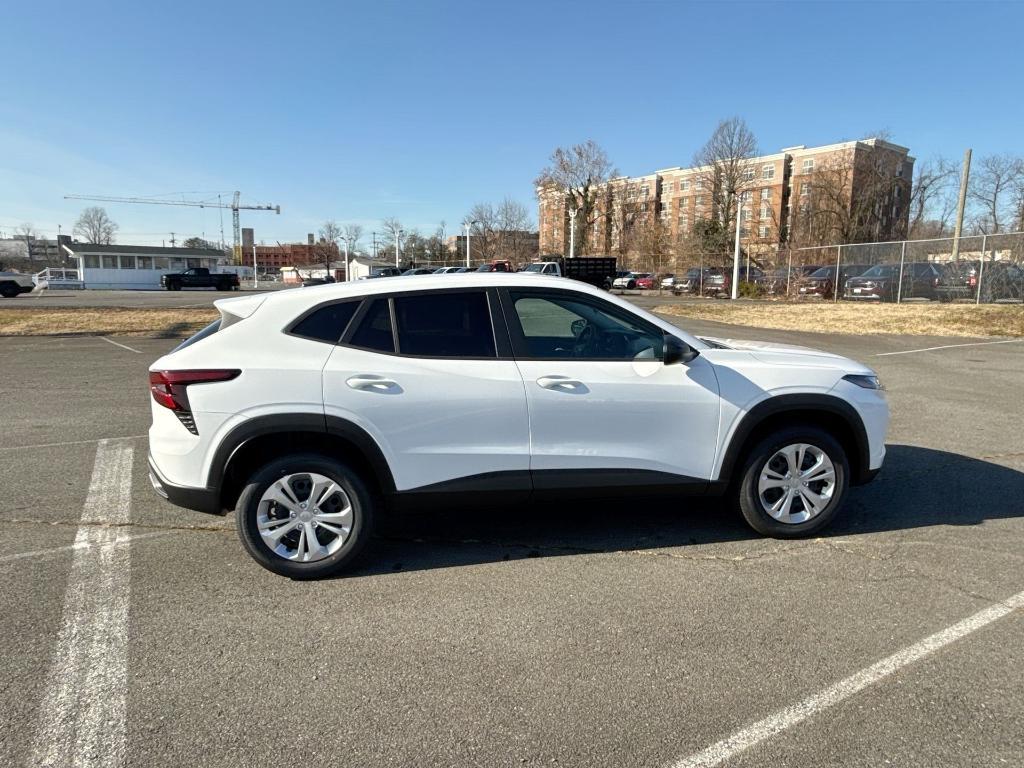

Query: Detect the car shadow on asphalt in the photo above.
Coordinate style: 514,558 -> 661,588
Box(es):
352,444 -> 1024,577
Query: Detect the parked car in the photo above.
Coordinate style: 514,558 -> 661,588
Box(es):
401,267 -> 436,276
843,262 -> 942,301
699,266 -> 763,297
301,276 -> 336,287
635,274 -> 658,290
612,272 -> 652,290
756,265 -> 824,297
796,264 -> 872,299
147,272 -> 888,578
433,266 -> 463,274
0,271 -> 35,298
605,269 -> 631,290
161,267 -> 239,292
672,267 -> 713,295
368,267 -> 402,279
659,274 -> 677,290
935,260 -> 1024,303
474,260 -> 514,273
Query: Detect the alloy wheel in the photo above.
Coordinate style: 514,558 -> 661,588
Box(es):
757,443 -> 836,524
256,472 -> 353,562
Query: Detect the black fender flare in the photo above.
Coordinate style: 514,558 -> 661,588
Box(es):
716,393 -> 872,485
209,412 -> 396,496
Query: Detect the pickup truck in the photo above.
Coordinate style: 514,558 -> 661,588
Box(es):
0,271 -> 35,298
160,268 -> 239,291
523,257 -> 618,289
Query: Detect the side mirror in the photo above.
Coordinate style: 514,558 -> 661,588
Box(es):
663,334 -> 699,365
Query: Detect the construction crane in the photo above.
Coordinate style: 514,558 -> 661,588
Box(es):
64,191 -> 281,262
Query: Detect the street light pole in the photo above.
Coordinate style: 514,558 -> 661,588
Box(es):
568,208 -> 578,259
253,244 -> 258,289
396,230 -> 404,268
731,203 -> 742,300
464,222 -> 471,267
341,236 -> 351,282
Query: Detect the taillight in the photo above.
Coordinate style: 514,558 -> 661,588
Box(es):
968,275 -> 977,287
149,369 -> 240,434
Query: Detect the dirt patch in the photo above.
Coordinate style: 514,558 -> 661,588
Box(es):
0,308 -> 218,337
652,301 -> 1024,338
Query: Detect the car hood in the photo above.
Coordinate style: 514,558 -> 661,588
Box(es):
699,336 -> 874,373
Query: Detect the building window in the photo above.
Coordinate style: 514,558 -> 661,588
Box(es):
187,259 -> 200,268
695,196 -> 705,207
102,255 -> 116,269
758,225 -> 770,239
137,256 -> 152,269
681,180 -> 690,191
639,185 -> 649,197
760,202 -> 770,219
678,196 -> 688,208
695,179 -> 704,191
119,255 -> 136,269
894,186 -> 902,199
801,158 -> 814,174
762,165 -> 775,180
154,257 -> 169,270
741,190 -> 752,202
761,188 -> 772,200
740,226 -> 750,238
743,168 -> 755,182
84,255 -> 99,269
800,182 -> 811,195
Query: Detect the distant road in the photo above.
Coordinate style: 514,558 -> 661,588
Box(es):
4,286 -> 289,309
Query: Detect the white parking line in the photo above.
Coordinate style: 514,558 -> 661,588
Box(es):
30,439 -> 134,768
668,588 -> 1024,768
874,338 -> 1024,357
102,336 -> 142,353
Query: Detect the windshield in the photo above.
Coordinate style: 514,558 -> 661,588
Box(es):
809,267 -> 835,278
524,263 -> 546,273
860,265 -> 897,277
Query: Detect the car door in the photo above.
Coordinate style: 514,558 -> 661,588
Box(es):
322,287 -> 531,494
497,287 -> 721,489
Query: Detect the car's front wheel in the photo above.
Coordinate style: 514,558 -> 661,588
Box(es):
735,426 -> 848,538
236,454 -> 375,578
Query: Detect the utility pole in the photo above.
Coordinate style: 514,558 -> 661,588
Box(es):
341,236 -> 351,281
731,206 -> 742,300
951,148 -> 972,262
464,223 -> 471,267
396,230 -> 403,268
253,245 -> 259,289
170,232 -> 176,248
372,232 -> 378,260
568,208 -> 578,259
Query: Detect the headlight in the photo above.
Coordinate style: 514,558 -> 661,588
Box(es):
843,374 -> 883,390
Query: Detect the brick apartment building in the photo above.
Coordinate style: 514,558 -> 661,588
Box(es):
538,138 -> 914,262
240,240 -> 339,270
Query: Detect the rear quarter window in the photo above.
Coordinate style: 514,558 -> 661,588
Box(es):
290,301 -> 360,344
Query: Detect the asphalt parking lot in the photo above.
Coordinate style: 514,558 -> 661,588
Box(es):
2,316 -> 1023,767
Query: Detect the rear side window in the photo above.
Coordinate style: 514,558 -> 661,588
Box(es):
291,301 -> 359,344
348,298 -> 395,353
172,319 -> 221,353
393,291 -> 495,358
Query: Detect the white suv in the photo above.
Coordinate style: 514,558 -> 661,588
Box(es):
148,274 -> 888,578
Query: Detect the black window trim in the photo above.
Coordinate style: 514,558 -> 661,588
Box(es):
285,297 -> 363,345
337,286 -> 512,360
496,286 -> 667,363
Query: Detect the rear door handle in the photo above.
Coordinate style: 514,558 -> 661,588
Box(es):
536,375 -> 585,391
346,375 -> 399,392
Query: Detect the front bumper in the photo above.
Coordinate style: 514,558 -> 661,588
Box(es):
148,455 -> 222,515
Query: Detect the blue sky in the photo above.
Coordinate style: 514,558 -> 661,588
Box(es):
1,0 -> 1020,248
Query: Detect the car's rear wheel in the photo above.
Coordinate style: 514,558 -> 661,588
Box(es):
236,454 -> 375,578
0,283 -> 19,298
735,426 -> 848,538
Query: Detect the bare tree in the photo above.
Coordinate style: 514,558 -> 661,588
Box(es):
535,139 -> 616,255
342,223 -> 364,254
13,223 -> 37,261
494,198 -> 535,263
315,220 -> 343,276
968,154 -> 1024,234
465,203 -> 497,262
380,217 -> 404,264
73,206 -> 118,244
909,156 -> 957,238
693,117 -> 759,250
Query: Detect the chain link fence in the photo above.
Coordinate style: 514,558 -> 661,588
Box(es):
612,231 -> 1024,303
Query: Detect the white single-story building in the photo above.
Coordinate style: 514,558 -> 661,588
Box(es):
58,243 -> 238,290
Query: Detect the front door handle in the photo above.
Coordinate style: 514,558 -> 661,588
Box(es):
536,375 -> 585,391
346,375 -> 400,392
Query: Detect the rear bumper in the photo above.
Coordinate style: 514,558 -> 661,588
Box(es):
148,454 -> 222,515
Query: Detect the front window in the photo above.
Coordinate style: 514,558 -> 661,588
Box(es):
524,263 -> 545,273
861,265 -> 897,278
507,291 -> 664,361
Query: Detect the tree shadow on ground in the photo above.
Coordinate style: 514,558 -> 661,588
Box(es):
353,444 -> 1024,577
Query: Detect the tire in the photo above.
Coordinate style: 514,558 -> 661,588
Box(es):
734,426 -> 848,538
0,283 -> 19,298
236,453 -> 376,579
